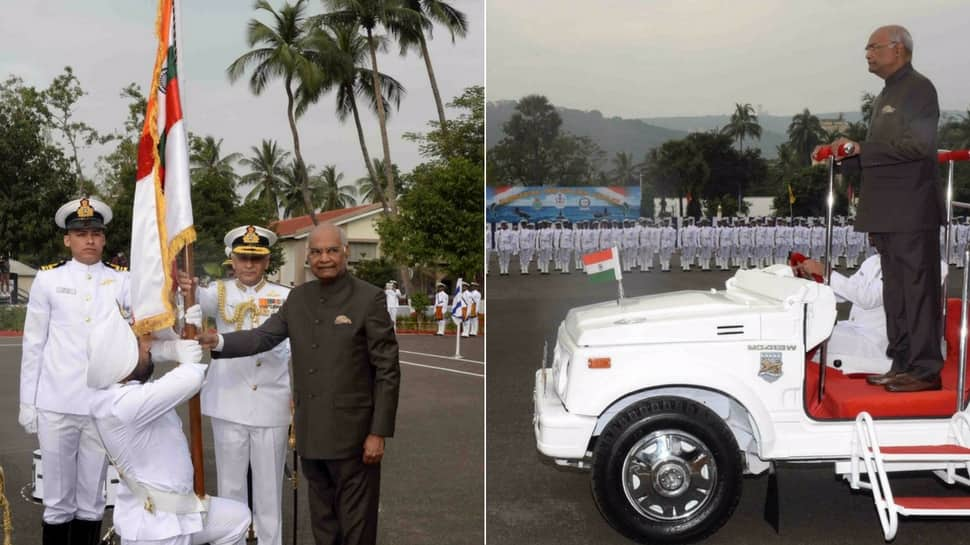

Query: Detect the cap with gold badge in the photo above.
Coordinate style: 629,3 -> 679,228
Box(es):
55,197 -> 113,230
224,225 -> 277,256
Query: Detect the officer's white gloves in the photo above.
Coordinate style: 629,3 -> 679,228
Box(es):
152,339 -> 203,364
19,403 -> 38,434
183,304 -> 202,329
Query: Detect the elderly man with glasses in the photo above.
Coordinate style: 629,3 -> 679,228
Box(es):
817,24 -> 944,393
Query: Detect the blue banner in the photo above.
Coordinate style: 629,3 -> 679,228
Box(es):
486,186 -> 641,224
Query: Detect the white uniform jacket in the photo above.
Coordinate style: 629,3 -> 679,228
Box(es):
197,280 -> 291,427
21,259 -> 130,415
90,363 -> 208,541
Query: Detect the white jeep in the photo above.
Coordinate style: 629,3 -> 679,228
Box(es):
534,266 -> 970,543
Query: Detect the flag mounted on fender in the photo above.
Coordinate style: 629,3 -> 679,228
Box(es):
582,247 -> 622,283
131,0 -> 195,335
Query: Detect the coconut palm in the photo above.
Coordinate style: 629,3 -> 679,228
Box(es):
299,21 -> 405,212
227,0 -> 322,223
355,158 -> 400,203
239,139 -> 291,217
322,0 -> 423,215
319,164 -> 358,210
189,135 -> 241,186
394,0 -> 467,135
609,151 -> 636,184
721,103 -> 762,153
277,160 -> 324,218
787,109 -> 825,166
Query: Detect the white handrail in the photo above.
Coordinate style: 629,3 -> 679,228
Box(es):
852,412 -> 899,540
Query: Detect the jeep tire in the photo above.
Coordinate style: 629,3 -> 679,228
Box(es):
591,396 -> 743,544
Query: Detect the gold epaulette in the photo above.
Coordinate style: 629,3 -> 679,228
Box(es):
105,262 -> 128,272
40,260 -> 67,271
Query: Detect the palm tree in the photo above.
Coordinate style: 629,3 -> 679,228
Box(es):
227,0 -> 322,223
721,103 -> 762,152
277,160 -> 326,218
322,0 -> 423,216
787,108 -> 825,166
239,139 -> 291,217
189,135 -> 241,186
355,157 -> 399,203
941,110 -> 970,150
609,152 -> 636,184
394,0 -> 467,135
319,164 -> 358,210
299,21 -> 405,212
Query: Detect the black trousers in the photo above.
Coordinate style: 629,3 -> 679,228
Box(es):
301,456 -> 381,545
870,230 -> 943,378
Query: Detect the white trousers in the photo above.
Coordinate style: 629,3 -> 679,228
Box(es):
37,410 -> 107,524
121,496 -> 251,545
210,418 -> 288,545
437,319 -> 446,335
470,315 -> 480,336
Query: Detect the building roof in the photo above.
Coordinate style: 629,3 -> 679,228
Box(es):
272,203 -> 383,238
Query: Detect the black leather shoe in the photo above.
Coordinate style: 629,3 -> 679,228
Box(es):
885,374 -> 942,393
866,370 -> 902,385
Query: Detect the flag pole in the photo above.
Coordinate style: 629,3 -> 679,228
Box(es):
454,318 -> 462,359
172,0 -> 204,499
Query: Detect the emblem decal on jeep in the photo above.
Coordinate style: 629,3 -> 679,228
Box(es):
758,352 -> 784,383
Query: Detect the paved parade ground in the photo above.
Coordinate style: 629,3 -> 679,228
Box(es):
485,254 -> 970,545
0,333 -> 483,545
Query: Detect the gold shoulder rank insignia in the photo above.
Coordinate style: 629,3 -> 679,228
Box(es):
41,260 -> 67,271
104,262 -> 128,272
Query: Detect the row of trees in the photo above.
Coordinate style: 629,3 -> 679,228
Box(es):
1,0 -> 484,284
488,93 -> 970,221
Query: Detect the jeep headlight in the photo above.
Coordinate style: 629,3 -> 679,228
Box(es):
552,342 -> 570,400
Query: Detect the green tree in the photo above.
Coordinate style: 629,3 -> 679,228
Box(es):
395,0 -> 467,135
228,0 -> 320,223
787,108 -> 825,166
0,77 -> 76,266
319,164 -> 357,210
409,85 -> 483,164
379,87 -> 483,277
721,102 -> 762,152
771,164 -> 847,217
189,135 -> 241,187
609,151 -> 636,184
300,21 -> 405,211
42,66 -> 111,194
323,0 -> 422,216
488,94 -> 562,184
240,139 -> 291,217
355,157 -> 403,203
377,157 -> 482,277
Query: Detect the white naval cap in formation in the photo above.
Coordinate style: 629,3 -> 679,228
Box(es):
55,197 -> 113,230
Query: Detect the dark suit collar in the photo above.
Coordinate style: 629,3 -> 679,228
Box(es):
315,271 -> 352,298
884,62 -> 913,87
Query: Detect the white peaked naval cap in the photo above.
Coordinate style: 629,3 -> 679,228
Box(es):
86,308 -> 139,389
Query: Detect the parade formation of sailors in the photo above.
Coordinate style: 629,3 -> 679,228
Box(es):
486,215 -> 886,276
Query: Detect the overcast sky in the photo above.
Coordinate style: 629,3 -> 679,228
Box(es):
488,0 -> 970,118
0,0 -> 483,192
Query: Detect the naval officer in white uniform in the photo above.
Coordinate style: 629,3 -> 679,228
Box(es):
87,307 -> 251,545
183,225 -> 291,545
19,197 -> 131,544
797,251 -> 947,375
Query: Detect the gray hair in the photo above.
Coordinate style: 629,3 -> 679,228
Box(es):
308,222 -> 348,246
885,25 -> 914,55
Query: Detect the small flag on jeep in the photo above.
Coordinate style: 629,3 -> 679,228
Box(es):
582,247 -> 623,283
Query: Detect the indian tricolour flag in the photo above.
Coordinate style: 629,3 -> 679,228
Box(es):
582,247 -> 623,283
130,0 -> 195,335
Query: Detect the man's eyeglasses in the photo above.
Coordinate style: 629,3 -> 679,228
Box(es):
865,41 -> 897,52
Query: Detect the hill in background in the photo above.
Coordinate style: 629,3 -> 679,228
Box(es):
487,99 -> 868,161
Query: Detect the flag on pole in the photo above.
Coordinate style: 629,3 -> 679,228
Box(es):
451,278 -> 467,322
582,247 -> 623,283
131,0 -> 195,335
788,184 -> 796,205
